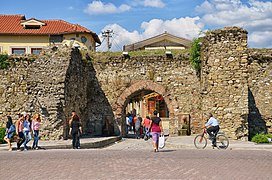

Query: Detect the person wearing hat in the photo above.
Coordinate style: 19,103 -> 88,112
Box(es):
204,113 -> 220,147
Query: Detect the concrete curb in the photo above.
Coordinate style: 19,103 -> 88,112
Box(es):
39,136 -> 122,150
0,136 -> 122,151
165,142 -> 272,150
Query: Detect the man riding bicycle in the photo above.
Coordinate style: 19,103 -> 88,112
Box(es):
204,113 -> 220,147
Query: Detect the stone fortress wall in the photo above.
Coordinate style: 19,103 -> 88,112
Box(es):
247,48 -> 272,138
91,53 -> 201,135
0,47 -> 116,140
200,27 -> 249,139
0,27 -> 271,140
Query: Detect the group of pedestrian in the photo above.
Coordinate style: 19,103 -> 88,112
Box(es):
126,113 -> 146,139
126,110 -> 164,152
3,112 -> 42,151
3,110 -> 83,151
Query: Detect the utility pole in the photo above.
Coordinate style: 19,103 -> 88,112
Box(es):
102,30 -> 113,51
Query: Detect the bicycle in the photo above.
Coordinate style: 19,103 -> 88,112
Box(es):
194,128 -> 229,149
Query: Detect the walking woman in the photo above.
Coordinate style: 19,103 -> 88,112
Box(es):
69,111 -> 82,149
4,116 -> 15,151
32,113 -> 41,150
16,113 -> 26,151
148,110 -> 163,152
23,114 -> 32,151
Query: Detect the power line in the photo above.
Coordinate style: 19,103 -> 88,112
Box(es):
101,30 -> 113,52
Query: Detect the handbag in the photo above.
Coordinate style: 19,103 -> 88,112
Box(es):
159,134 -> 165,149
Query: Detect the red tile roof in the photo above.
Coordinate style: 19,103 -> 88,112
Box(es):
0,14 -> 100,43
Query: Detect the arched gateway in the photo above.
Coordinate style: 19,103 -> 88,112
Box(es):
114,80 -> 178,135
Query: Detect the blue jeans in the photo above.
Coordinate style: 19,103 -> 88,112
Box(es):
144,127 -> 150,137
72,131 -> 80,149
32,130 -> 39,148
23,131 -> 32,149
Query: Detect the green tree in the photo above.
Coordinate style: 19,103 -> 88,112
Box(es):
0,54 -> 9,69
190,38 -> 201,74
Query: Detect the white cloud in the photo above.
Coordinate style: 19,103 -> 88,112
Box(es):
97,17 -> 203,51
195,0 -> 272,47
249,31 -> 272,48
143,0 -> 165,8
130,0 -> 165,8
84,1 -> 131,15
141,17 -> 203,40
98,24 -> 142,51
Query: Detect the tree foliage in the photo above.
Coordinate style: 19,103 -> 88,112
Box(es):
190,38 -> 201,73
0,54 -> 9,69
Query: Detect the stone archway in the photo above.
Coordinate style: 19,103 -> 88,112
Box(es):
114,80 -> 178,135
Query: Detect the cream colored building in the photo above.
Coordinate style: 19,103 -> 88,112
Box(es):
0,15 -> 101,55
123,32 -> 192,51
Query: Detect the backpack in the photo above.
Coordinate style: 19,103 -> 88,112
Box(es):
8,124 -> 15,133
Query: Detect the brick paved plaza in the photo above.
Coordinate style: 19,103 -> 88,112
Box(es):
0,139 -> 271,180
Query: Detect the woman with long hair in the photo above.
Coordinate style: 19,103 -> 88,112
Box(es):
32,113 -> 41,150
4,116 -> 15,151
69,111 -> 82,149
23,114 -> 32,151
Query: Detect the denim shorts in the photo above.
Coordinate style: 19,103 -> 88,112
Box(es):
6,132 -> 13,139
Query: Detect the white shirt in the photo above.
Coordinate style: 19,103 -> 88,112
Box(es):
126,117 -> 130,125
205,117 -> 219,127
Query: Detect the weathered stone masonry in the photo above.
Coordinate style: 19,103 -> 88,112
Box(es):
0,27 -> 271,140
201,27 -> 249,139
0,47 -> 115,140
91,53 -> 201,136
248,49 -> 272,138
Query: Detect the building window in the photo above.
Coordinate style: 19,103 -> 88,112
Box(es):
31,48 -> 42,54
81,36 -> 87,43
12,48 -> 26,54
24,25 -> 41,29
49,35 -> 63,43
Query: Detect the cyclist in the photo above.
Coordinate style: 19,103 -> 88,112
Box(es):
204,113 -> 220,147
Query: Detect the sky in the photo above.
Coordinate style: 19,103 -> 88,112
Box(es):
1,0 -> 272,51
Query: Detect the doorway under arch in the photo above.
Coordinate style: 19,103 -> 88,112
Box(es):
114,80 -> 178,136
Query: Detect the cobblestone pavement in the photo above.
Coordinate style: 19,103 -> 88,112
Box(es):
0,138 -> 271,180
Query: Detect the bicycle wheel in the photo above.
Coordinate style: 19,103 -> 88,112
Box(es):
194,135 -> 207,149
216,135 -> 229,149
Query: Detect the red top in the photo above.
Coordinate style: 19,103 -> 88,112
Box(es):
151,117 -> 161,132
143,118 -> 151,127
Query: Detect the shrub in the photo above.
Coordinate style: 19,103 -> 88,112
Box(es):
0,127 -> 6,144
0,54 -> 9,69
251,133 -> 272,143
